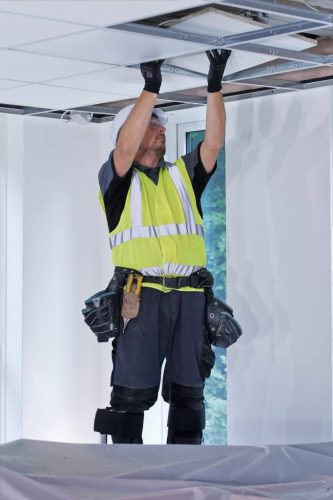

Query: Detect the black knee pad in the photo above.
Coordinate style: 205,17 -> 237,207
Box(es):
111,385 -> 159,412
94,408 -> 144,440
167,383 -> 205,444
169,382 -> 205,413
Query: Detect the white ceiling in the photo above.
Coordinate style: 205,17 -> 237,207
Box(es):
0,1 -> 208,27
0,1 -> 317,112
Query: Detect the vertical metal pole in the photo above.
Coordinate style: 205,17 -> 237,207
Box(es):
100,434 -> 108,444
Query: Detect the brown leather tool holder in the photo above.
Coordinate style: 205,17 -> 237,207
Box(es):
121,273 -> 143,320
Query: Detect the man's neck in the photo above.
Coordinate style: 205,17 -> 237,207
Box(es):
134,151 -> 162,169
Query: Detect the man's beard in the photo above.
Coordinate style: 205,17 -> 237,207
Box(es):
155,144 -> 166,160
138,143 -> 166,161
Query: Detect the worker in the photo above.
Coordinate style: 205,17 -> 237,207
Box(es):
97,50 -> 231,444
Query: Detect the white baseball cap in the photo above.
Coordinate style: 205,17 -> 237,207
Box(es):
110,104 -> 168,147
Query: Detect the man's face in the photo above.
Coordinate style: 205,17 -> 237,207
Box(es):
138,115 -> 166,160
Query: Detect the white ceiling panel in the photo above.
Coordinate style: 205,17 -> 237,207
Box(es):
45,66 -> 206,96
0,78 -> 27,90
0,50 -> 112,82
0,83 -> 130,109
18,28 -> 209,66
0,1 -> 207,27
0,12 -> 89,48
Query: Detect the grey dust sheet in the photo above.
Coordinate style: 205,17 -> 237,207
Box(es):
1,439 -> 333,499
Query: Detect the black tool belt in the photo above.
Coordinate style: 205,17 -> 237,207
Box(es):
82,267 -> 243,348
114,266 -> 214,289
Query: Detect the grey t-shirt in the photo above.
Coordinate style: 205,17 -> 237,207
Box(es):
98,142 -> 216,233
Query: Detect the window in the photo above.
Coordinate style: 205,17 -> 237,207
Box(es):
186,129 -> 227,444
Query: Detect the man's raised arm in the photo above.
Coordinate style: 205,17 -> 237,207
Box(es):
113,60 -> 164,177
201,49 -> 231,174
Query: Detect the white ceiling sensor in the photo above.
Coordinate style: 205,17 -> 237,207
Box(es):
0,50 -> 111,83
168,8 -> 316,77
0,0 -> 208,27
0,12 -> 89,48
18,27 -> 209,67
0,83 -> 131,109
43,66 -> 207,97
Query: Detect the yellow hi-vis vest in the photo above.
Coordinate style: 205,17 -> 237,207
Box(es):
106,158 -> 206,291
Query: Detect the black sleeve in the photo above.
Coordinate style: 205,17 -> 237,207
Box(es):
181,142 -> 217,217
98,150 -> 133,233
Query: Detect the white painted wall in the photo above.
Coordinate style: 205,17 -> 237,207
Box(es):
226,87 -> 333,445
0,115 -> 24,444
21,117 -> 111,443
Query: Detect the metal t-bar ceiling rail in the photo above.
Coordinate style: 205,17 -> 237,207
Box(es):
213,0 -> 333,24
142,62 -> 303,90
227,43 -> 327,64
223,60 -> 316,82
137,61 -> 303,89
215,21 -> 324,47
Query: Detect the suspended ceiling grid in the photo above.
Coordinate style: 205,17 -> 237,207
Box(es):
0,0 -> 333,121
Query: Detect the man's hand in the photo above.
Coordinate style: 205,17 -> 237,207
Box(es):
140,59 -> 164,94
206,49 -> 231,93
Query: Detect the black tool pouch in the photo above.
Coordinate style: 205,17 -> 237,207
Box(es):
205,288 -> 243,348
82,276 -> 122,342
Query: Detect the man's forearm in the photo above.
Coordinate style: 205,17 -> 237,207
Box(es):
201,92 -> 226,173
205,92 -> 226,151
200,49 -> 230,173
113,91 -> 157,177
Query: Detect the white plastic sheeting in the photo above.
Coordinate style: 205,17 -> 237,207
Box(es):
1,439 -> 333,499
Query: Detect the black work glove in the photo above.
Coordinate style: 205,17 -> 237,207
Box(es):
206,49 -> 231,93
140,59 -> 164,94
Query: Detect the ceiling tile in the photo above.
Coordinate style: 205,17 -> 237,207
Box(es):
45,66 -> 206,96
0,50 -> 111,82
0,83 -> 130,109
0,1 -> 207,26
18,28 -> 209,66
0,78 -> 27,90
0,12 -> 89,48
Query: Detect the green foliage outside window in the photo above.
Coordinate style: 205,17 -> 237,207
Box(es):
186,131 -> 227,444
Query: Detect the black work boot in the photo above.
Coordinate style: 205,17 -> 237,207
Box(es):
167,428 -> 202,445
111,435 -> 143,444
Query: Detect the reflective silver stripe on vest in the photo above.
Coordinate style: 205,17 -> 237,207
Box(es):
110,225 -> 158,248
130,171 -> 142,227
157,222 -> 204,238
140,263 -> 203,277
109,222 -> 203,248
166,164 -> 196,230
109,165 -> 203,249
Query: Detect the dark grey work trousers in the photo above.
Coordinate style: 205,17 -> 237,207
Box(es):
110,287 -> 207,444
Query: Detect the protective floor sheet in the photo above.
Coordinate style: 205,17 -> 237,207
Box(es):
1,439 -> 333,499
